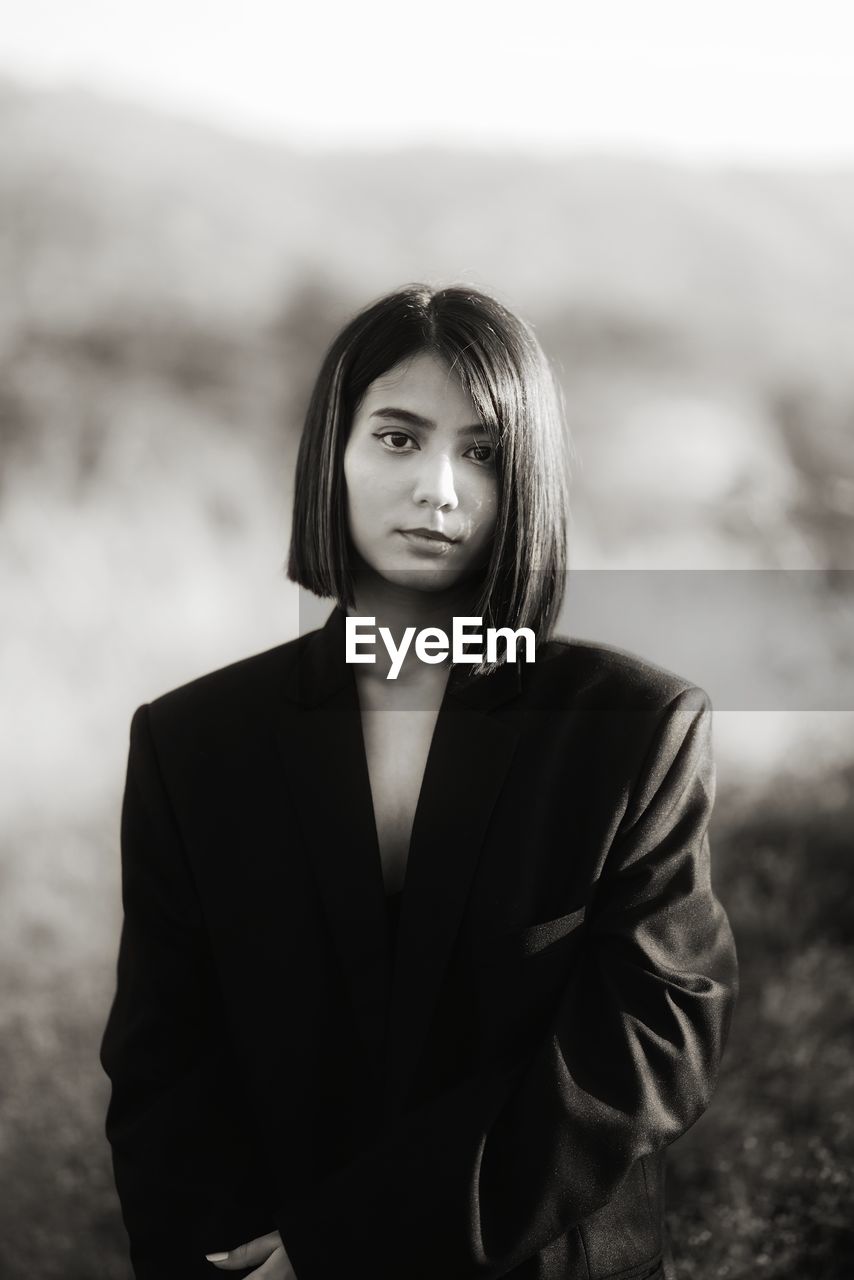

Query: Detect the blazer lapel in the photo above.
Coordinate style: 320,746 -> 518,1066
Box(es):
276,606 -> 522,1117
275,609 -> 391,1091
384,675 -> 520,1119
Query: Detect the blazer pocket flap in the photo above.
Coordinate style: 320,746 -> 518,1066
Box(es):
477,905 -> 587,964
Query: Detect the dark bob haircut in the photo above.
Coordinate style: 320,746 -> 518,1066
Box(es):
287,284 -> 570,661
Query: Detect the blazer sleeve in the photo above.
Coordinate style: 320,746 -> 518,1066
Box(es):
100,705 -> 276,1280
276,686 -> 739,1280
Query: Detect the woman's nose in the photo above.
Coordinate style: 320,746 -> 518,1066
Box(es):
412,452 -> 459,511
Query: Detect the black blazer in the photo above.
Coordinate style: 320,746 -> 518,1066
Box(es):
100,605 -> 738,1280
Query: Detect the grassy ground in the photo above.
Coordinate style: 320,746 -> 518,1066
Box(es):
1,766 -> 852,1279
666,764 -> 854,1279
0,821 -> 130,1279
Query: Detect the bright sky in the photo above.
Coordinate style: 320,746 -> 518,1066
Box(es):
2,0 -> 853,161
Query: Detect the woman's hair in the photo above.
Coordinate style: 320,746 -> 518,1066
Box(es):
287,283 -> 570,660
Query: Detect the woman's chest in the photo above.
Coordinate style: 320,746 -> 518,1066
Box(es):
359,705 -> 441,894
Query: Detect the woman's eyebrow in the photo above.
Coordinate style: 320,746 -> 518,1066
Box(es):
369,407 -> 485,434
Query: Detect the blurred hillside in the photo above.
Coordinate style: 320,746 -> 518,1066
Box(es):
3,79 -> 854,358
3,78 -> 854,548
4,79 -> 854,511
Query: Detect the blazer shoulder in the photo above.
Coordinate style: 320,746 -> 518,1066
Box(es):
527,634 -> 711,716
141,631 -> 310,741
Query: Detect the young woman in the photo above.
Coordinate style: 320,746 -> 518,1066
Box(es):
101,285 -> 738,1280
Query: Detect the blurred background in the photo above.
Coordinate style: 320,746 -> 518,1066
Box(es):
1,2 -> 852,1276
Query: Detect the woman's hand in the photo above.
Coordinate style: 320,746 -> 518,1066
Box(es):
206,1231 -> 296,1278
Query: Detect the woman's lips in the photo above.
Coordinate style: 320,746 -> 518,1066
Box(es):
398,529 -> 457,554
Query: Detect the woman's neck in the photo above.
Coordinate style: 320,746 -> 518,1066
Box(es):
348,567 -> 478,687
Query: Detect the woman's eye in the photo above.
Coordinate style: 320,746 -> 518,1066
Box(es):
465,443 -> 494,464
376,431 -> 416,451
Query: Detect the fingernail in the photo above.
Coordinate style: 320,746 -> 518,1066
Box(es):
206,1253 -> 229,1262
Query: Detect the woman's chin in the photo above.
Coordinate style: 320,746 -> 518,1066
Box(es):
374,566 -> 465,595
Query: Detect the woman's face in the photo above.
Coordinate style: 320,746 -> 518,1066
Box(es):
343,350 -> 499,594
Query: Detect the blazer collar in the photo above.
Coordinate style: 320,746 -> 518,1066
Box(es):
276,603 -> 523,1121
